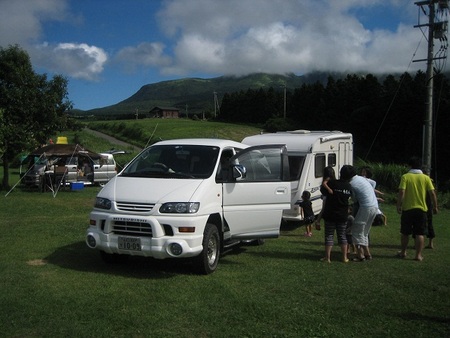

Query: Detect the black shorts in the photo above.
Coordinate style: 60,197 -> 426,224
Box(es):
401,209 -> 427,236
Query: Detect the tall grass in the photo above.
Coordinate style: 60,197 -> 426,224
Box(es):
355,159 -> 405,192
355,158 -> 450,208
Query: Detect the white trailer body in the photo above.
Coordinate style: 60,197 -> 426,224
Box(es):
243,130 -> 353,222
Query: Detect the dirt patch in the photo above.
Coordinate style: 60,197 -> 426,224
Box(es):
27,259 -> 48,266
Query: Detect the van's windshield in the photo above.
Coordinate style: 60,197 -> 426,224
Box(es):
121,145 -> 220,179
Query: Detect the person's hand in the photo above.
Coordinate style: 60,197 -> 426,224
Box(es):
315,221 -> 321,231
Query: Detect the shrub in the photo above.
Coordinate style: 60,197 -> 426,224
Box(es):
263,117 -> 298,132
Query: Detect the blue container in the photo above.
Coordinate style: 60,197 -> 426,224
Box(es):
71,182 -> 84,191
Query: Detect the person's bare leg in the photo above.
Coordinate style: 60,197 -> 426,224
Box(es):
363,245 -> 372,259
399,234 -> 409,257
358,245 -> 365,259
414,235 -> 424,261
341,244 -> 348,262
321,245 -> 332,263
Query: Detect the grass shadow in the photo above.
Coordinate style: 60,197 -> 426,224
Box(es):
45,241 -> 202,279
396,311 -> 450,325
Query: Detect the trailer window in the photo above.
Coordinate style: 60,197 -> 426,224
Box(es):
328,153 -> 336,167
315,153 -> 325,178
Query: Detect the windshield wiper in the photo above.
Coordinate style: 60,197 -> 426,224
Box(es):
121,170 -> 196,178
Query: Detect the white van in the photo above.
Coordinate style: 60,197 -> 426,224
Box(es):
86,139 -> 290,274
243,130 -> 353,221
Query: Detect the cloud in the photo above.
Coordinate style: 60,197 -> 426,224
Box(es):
0,0 -> 438,84
0,0 -> 68,46
157,0 -> 426,76
0,0 -> 106,81
115,42 -> 172,72
33,43 -> 108,81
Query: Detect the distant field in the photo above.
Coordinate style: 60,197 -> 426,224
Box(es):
86,118 -> 263,148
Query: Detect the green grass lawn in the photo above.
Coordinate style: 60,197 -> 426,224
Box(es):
1,174 -> 449,337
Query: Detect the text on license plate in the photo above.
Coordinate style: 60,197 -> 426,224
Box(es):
118,237 -> 141,251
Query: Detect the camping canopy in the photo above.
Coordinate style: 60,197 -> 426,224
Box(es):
28,144 -> 102,159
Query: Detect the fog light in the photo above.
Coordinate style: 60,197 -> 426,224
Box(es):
179,227 -> 195,233
169,243 -> 183,256
87,235 -> 97,248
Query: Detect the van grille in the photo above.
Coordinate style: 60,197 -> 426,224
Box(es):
116,201 -> 155,212
112,220 -> 153,237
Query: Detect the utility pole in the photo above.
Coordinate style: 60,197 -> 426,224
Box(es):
279,84 -> 287,119
213,92 -> 220,118
413,0 -> 449,173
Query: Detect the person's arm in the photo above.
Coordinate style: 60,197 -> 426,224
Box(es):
322,180 -> 333,194
315,199 -> 326,230
396,189 -> 405,214
375,188 -> 384,196
429,190 -> 438,214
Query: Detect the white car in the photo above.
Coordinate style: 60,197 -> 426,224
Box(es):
92,153 -> 118,184
86,138 -> 290,274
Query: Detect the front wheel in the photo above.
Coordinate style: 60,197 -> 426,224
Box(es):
193,223 -> 221,274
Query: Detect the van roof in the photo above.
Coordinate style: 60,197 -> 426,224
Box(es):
152,138 -> 249,149
242,130 -> 353,153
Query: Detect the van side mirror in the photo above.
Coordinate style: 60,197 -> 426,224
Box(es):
232,164 -> 247,180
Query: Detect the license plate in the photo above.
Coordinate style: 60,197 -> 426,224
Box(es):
118,237 -> 141,251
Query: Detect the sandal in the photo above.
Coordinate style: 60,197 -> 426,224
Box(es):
352,257 -> 366,262
396,251 -> 406,259
365,255 -> 373,260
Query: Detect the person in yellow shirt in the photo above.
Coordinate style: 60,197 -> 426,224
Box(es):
396,157 -> 438,261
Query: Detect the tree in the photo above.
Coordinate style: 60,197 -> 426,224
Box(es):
0,45 -> 72,189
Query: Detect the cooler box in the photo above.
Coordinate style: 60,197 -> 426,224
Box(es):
71,182 -> 84,191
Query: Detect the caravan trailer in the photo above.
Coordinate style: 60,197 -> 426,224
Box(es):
242,130 -> 353,222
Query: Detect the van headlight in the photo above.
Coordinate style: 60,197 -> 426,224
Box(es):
95,197 -> 112,210
159,202 -> 200,214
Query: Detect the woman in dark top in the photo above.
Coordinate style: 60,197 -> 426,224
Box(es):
315,172 -> 352,263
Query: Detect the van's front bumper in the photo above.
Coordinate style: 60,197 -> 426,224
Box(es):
86,211 -> 207,259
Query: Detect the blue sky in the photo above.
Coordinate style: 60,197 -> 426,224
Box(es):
1,0 -> 448,111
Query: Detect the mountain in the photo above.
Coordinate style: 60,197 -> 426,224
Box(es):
81,72 -> 336,117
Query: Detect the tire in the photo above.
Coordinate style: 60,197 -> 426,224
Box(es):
100,251 -> 129,264
193,223 -> 221,274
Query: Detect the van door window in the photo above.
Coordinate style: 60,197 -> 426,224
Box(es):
233,147 -> 284,182
216,148 -> 236,182
287,156 -> 304,181
315,153 -> 325,178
